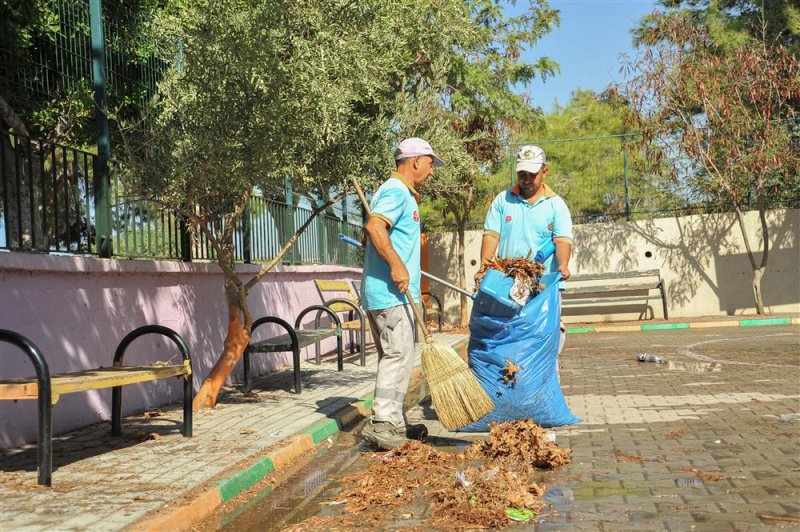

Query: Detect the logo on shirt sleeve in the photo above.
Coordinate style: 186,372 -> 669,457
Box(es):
413,210 -> 420,222
505,215 -> 512,222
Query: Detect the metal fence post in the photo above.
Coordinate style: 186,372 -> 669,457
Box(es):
179,217 -> 192,261
283,175 -> 295,264
242,203 -> 252,264
509,144 -> 515,187
316,196 -> 327,264
622,135 -> 631,221
89,0 -> 112,258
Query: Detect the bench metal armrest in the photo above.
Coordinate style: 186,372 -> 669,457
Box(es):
296,305 -> 342,331
296,306 -> 344,372
112,326 -> 193,438
421,291 -> 443,332
323,298 -> 365,322
250,316 -> 297,349
113,325 -> 192,369
0,330 -> 52,486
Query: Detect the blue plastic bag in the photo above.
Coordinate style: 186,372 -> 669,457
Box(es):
459,271 -> 582,431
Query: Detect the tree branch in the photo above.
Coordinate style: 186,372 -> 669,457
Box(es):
243,191 -> 346,292
0,96 -> 29,136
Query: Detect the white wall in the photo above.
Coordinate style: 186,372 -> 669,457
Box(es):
426,208 -> 800,323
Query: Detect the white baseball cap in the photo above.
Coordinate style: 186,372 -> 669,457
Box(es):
516,145 -> 546,174
394,137 -> 445,167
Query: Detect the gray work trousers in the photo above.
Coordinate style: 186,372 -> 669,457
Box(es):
367,304 -> 416,428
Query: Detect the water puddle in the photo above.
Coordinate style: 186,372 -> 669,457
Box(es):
545,480 -> 647,505
220,434 -> 367,531
667,360 -> 723,373
676,477 -> 705,489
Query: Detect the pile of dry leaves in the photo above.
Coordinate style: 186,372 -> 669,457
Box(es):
466,419 -> 572,470
288,420 -> 571,530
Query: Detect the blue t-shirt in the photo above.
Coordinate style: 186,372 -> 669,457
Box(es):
484,184 -> 573,288
362,173 -> 421,311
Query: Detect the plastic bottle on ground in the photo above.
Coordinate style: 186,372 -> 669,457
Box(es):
636,353 -> 665,364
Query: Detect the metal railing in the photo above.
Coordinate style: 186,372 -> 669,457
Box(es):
0,131 -> 96,254
1,131 -> 364,267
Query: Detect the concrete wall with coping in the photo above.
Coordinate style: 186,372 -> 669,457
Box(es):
426,208 -> 800,323
0,252 -> 367,448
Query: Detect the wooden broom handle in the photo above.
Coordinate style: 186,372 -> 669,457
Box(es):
351,177 -> 432,344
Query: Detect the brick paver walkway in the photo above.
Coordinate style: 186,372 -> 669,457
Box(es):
409,324 -> 800,529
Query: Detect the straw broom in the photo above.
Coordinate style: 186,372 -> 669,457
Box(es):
351,178 -> 494,430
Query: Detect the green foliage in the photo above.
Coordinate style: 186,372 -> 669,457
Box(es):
120,0 -> 411,226
0,0 -> 165,145
416,0 -> 561,232
636,0 -> 800,54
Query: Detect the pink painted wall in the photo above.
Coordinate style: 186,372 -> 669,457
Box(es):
0,251 -> 368,449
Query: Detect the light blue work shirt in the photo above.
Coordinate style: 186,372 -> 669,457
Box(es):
483,183 -> 573,289
362,172 -> 421,311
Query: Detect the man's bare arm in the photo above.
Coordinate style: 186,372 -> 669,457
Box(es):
480,233 -> 499,264
554,238 -> 572,280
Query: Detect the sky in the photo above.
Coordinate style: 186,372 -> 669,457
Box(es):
519,0 -> 658,114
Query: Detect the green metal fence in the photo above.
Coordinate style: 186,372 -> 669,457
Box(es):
1,0 -> 164,131
509,131 -> 799,225
427,130 -> 799,232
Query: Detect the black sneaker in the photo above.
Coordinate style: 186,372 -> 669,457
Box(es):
406,423 -> 428,441
360,419 -> 409,450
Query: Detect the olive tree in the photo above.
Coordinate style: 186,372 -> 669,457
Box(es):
118,0 -> 407,408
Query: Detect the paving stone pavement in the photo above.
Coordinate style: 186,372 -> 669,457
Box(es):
407,324 -> 800,530
0,333 -> 464,532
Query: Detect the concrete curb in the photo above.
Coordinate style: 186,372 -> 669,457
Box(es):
129,365 -> 431,531
566,316 -> 798,334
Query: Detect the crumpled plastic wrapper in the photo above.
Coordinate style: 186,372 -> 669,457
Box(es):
509,276 -> 534,307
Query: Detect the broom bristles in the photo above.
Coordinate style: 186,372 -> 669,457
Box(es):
421,341 -> 494,430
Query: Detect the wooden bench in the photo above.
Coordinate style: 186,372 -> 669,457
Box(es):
313,280 -> 369,366
563,269 -> 669,320
243,305 -> 343,394
0,325 -> 193,486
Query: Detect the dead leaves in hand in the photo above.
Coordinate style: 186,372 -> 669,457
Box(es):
475,255 -> 547,298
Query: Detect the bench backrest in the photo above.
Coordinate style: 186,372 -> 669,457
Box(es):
314,280 -> 360,312
569,269 -> 661,283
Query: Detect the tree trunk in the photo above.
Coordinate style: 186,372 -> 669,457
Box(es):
733,204 -> 769,315
193,259 -> 253,410
752,267 -> 765,315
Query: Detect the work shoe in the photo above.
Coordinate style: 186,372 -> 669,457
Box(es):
361,419 -> 409,450
406,423 -> 428,441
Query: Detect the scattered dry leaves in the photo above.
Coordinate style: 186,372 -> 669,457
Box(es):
614,450 -> 658,463
665,426 -> 691,440
285,420 -> 571,530
674,467 -> 728,481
